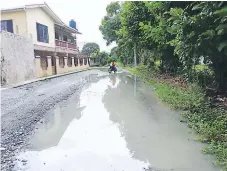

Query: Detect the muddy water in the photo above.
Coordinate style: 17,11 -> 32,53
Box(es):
15,70 -> 220,171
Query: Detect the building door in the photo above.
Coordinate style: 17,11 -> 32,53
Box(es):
51,56 -> 56,75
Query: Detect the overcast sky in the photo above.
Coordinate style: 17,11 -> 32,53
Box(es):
1,0 -> 116,52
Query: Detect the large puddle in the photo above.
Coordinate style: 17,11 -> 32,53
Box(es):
15,70 -> 220,171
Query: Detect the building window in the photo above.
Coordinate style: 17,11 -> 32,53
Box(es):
0,20 -> 13,33
73,38 -> 76,44
75,58 -> 78,66
84,58 -> 87,65
36,22 -> 49,43
63,35 -> 67,42
80,58 -> 83,66
55,31 -> 59,40
59,57 -> 64,68
40,57 -> 48,70
68,57 -> 72,67
51,56 -> 55,66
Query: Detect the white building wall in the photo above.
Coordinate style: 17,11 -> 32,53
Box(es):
26,8 -> 55,48
1,10 -> 28,36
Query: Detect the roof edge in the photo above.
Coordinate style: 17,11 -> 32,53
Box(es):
1,7 -> 25,12
1,3 -> 82,34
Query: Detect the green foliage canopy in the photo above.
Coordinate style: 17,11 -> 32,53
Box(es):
82,43 -> 100,55
100,1 -> 227,91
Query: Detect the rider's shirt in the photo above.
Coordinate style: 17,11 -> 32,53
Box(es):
112,62 -> 116,67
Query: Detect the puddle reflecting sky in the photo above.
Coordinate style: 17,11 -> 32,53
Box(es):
15,72 -> 219,171
15,74 -> 150,171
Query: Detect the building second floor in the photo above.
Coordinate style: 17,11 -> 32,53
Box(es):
1,3 -> 81,54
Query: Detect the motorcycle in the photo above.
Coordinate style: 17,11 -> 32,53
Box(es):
108,66 -> 117,74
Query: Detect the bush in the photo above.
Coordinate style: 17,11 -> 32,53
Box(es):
194,67 -> 215,88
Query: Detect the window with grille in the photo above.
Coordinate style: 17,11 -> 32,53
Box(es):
80,58 -> 83,66
63,35 -> 67,41
36,22 -> 49,43
59,57 -> 65,68
68,57 -> 72,67
75,58 -> 78,66
84,58 -> 87,65
55,31 -> 59,39
0,20 -> 13,33
51,56 -> 55,66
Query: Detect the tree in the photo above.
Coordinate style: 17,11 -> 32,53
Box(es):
167,1 -> 227,89
82,43 -> 100,55
99,2 -> 227,169
100,1 -> 227,90
99,2 -> 121,45
110,46 -> 118,60
99,51 -> 109,66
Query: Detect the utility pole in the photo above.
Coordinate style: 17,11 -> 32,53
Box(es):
134,43 -> 137,66
134,75 -> 137,96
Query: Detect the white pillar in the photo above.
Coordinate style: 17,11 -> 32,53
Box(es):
71,57 -> 75,67
35,56 -> 42,77
78,57 -> 80,66
46,56 -> 52,76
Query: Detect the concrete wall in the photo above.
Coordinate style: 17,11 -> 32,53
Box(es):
35,56 -> 89,78
26,8 -> 55,48
55,57 -> 89,75
54,57 -> 89,75
90,58 -> 100,66
0,31 -> 36,86
35,56 -> 52,78
1,11 -> 28,36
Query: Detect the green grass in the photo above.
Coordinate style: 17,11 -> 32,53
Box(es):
125,65 -> 227,170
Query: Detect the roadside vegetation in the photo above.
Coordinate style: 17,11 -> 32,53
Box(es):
100,1 -> 227,170
126,65 -> 227,169
82,42 -> 112,66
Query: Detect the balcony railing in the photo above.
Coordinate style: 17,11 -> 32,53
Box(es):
55,39 -> 78,51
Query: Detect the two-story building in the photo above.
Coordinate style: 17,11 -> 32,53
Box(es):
1,3 -> 89,78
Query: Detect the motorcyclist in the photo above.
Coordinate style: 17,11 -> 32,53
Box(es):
110,60 -> 116,71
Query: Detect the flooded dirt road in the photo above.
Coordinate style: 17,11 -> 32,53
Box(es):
1,69 -> 220,171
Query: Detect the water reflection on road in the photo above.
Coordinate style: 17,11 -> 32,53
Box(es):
15,70 -> 219,171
